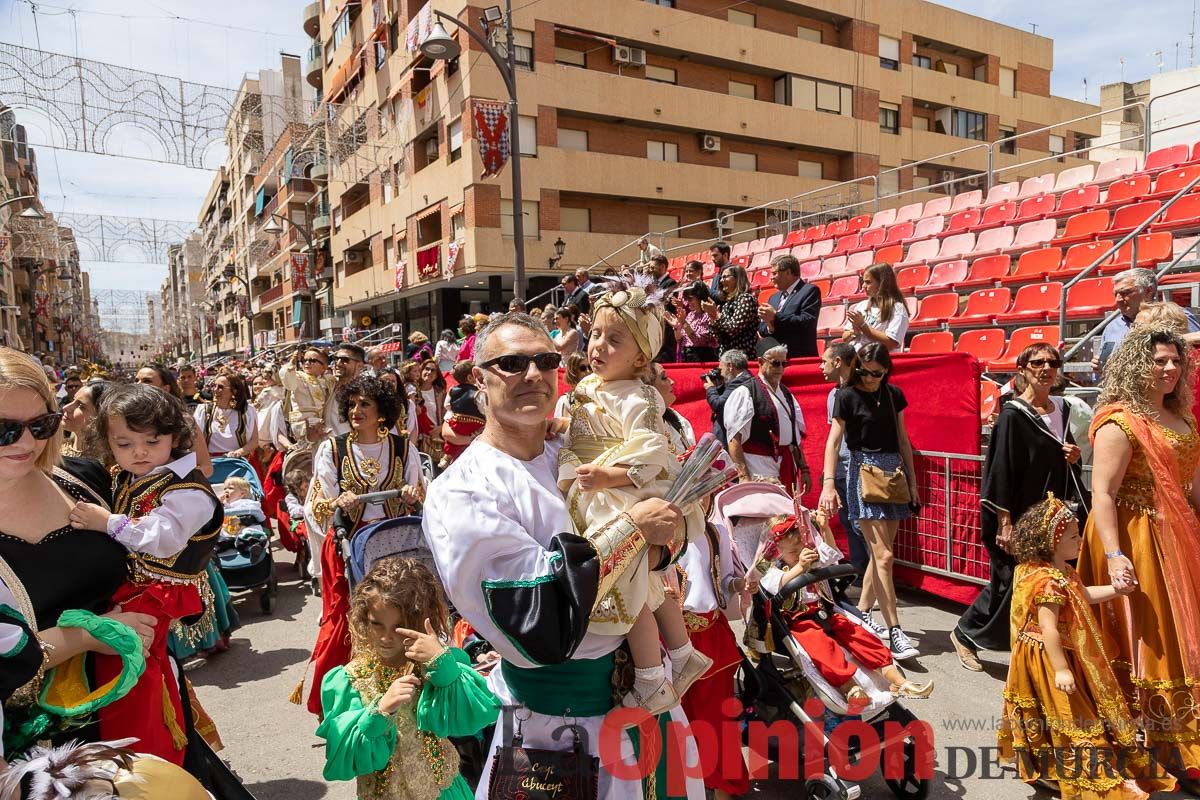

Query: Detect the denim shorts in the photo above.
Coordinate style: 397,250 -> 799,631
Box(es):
845,450 -> 912,522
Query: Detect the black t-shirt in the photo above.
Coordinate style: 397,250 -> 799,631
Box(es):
833,383 -> 908,453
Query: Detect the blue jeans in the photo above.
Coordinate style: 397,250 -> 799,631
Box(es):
835,461 -> 869,576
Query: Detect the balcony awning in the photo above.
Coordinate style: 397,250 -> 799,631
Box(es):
414,204 -> 441,222
554,25 -> 617,47
324,45 -> 364,103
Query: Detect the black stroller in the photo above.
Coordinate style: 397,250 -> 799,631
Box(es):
210,457 -> 278,614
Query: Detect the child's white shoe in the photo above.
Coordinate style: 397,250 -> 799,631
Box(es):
622,678 -> 679,716
671,650 -> 713,698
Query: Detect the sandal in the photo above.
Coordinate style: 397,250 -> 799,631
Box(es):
950,630 -> 983,672
893,680 -> 935,699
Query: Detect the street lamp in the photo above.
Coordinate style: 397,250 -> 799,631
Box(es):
221,264 -> 256,357
420,1 -> 528,298
260,211 -> 322,341
0,195 -> 44,217
548,237 -> 566,268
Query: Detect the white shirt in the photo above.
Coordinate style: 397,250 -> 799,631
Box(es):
677,518 -> 741,617
1038,396 -> 1066,443
194,404 -> 259,455
845,299 -> 910,352
324,388 -> 351,437
433,340 -> 460,373
420,388 -> 442,426
106,453 -> 218,558
723,378 -> 806,479
304,434 -> 424,536
257,401 -> 288,449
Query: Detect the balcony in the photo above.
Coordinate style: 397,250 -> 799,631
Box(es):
305,41 -> 323,89
302,1 -> 320,38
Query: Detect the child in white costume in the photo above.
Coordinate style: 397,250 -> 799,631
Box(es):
558,284 -> 711,713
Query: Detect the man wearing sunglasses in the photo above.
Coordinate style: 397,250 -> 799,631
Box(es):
324,344 -> 367,436
423,313 -> 704,799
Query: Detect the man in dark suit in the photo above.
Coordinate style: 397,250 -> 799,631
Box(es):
647,255 -> 678,363
757,253 -> 821,358
561,274 -> 590,314
707,242 -> 731,300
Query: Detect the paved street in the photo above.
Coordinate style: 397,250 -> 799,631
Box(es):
189,547 -> 1121,800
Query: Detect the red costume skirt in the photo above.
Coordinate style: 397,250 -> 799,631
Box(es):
96,580 -> 202,764
787,613 -> 892,687
306,528 -> 353,715
680,609 -> 749,796
262,449 -> 298,552
443,415 -> 484,460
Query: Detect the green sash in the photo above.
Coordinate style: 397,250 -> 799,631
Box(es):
501,653 -> 615,717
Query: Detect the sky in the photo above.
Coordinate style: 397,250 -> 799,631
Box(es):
0,0 -> 1196,307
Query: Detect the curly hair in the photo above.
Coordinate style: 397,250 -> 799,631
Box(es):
90,383 -> 194,463
1097,325 -> 1194,421
336,375 -> 400,430
349,556 -> 449,655
1011,496 -> 1076,564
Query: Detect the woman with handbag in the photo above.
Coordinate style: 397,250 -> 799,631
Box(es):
818,343 -> 921,661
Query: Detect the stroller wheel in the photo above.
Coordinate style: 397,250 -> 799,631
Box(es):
260,578 -> 278,614
805,776 -> 847,800
883,737 -> 930,800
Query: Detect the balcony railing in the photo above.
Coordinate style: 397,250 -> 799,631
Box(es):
258,283 -> 285,306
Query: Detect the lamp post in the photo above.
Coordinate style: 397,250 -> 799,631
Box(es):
261,212 -> 322,342
221,264 -> 256,358
420,1 -> 527,297
0,196 -> 44,216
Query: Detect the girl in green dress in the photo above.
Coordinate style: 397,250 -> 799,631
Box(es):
317,557 -> 499,800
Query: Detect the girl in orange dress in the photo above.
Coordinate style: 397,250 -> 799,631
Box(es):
998,494 -> 1165,800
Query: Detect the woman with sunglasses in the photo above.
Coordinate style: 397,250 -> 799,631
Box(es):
0,348 -> 160,760
299,375 -> 424,714
951,344 -> 1089,673
704,266 -> 758,361
819,343 -> 920,661
194,373 -> 258,459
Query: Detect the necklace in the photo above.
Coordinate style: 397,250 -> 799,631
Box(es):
348,431 -> 383,485
213,404 -> 230,429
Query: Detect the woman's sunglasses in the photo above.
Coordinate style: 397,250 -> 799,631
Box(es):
857,367 -> 887,379
1025,358 -> 1062,369
0,412 -> 63,447
302,357 -> 326,365
479,352 -> 562,374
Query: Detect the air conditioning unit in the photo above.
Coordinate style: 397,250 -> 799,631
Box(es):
613,45 -> 647,66
699,134 -> 722,153
714,208 -> 738,236
345,251 -> 362,264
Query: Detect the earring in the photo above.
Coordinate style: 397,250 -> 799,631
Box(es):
377,419 -> 389,439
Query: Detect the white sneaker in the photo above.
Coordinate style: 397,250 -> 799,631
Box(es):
671,650 -> 713,698
856,611 -> 890,642
889,626 -> 920,660
622,678 -> 679,716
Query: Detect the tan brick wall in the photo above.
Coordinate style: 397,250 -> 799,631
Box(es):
468,184 -> 502,230
900,96 -> 914,129
560,194 -> 715,238
537,106 -> 558,147
1016,120 -> 1049,151
853,87 -> 880,123
1016,63 -> 1050,97
672,0 -> 840,44
840,19 -> 878,55
986,113 -> 1000,142
540,188 -> 560,232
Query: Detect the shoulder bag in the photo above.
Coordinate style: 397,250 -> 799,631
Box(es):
857,388 -> 911,505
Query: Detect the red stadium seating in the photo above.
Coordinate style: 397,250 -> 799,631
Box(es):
783,230 -> 806,247
908,331 -> 954,354
810,279 -> 831,299
1095,175 -> 1151,209
757,288 -> 776,304
1011,219 -> 1057,252
731,241 -> 751,258
810,239 -> 835,258
980,381 -> 1001,422
747,239 -> 768,255
922,196 -> 953,218
827,275 -> 860,301
974,201 -> 1018,230
934,233 -> 976,263
973,226 -> 1016,256
1053,165 -> 1095,193
823,256 -> 852,278
847,250 -> 876,272
868,209 -> 896,229
895,239 -> 940,268
908,293 -> 961,330
833,234 -> 860,255
905,216 -> 946,243
750,268 -> 772,289
942,208 -> 982,237
954,288 -> 1012,325
1108,200 -> 1162,237
817,305 -> 847,336
894,203 -> 924,225
825,220 -> 848,239
994,282 -> 1063,324
951,190 -> 983,214
1018,173 -> 1056,199
983,182 -> 1019,207
1106,232 -> 1174,273
847,214 -> 872,233
791,243 -> 812,260
1093,156 -> 1138,186
800,260 -> 822,280
1051,210 -> 1109,247
956,328 -> 1007,364
1056,185 -> 1101,217
748,251 -> 772,271
763,234 -> 785,251
895,265 -> 930,292
1142,144 -> 1190,175
957,255 -> 1010,289
1149,166 -> 1200,200
925,259 -> 970,290
855,227 -> 887,252
884,222 -> 916,245
1003,247 -> 1061,284
991,326 -> 1061,371
1056,240 -> 1116,277
803,225 -> 826,243
1016,194 -> 1056,222
1151,194 -> 1200,232
1065,277 -> 1114,318
874,244 -> 904,265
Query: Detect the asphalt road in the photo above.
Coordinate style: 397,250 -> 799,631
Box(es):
190,549 -> 1155,800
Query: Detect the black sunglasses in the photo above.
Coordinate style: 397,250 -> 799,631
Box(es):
302,357 -> 326,365
0,412 -> 63,447
763,359 -> 787,368
1025,358 -> 1062,369
857,367 -> 887,379
335,355 -> 362,364
479,352 -> 562,374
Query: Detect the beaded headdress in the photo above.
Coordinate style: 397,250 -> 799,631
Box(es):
592,274 -> 666,360
1041,492 -> 1075,550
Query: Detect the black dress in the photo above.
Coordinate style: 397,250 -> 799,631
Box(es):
954,398 -> 1089,652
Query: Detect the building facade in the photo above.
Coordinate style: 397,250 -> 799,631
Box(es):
294,0 -> 1099,338
1097,66 -> 1200,157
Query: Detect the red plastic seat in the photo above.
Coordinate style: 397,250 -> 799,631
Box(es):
974,201 -> 1017,231
702,263 -> 717,280
833,234 -> 860,255
1108,200 -> 1163,237
895,239 -> 940,268
825,220 -> 848,239
731,241 -> 751,259
1051,210 -> 1109,247
822,256 -> 852,278
983,182 -> 1019,207
799,259 -> 823,281
1003,248 -> 1061,284
817,305 -> 847,336
980,381 -> 1001,422
874,244 -> 903,265
953,288 -> 1012,325
854,227 -> 887,252
1095,175 -> 1151,209
783,229 -> 806,247
895,265 -> 930,292
1142,144 -> 1190,175
1053,165 -> 1096,193
908,293 -> 960,330
747,251 -> 772,271
1010,219 -> 1057,252
750,268 -> 772,289
748,238 -> 770,255
846,250 -> 876,273
882,222 -> 915,247
1151,194 -> 1200,232
991,326 -> 1061,371
894,203 -> 924,224
951,190 -> 983,214
810,239 -> 835,258
757,287 -> 776,304
957,255 -> 1010,289
791,243 -> 812,261
942,208 -> 982,237
847,214 -> 872,233
1018,173 -> 1056,200
1093,156 -> 1138,186
1055,185 -> 1101,217
803,225 -> 827,243
1066,277 -> 1114,318
921,196 -> 953,218
934,233 -> 975,263
809,279 -> 831,299
904,216 -> 946,243
1105,232 -> 1174,273
1056,240 -> 1116,278
1016,194 -> 1057,222
762,233 -> 785,251
1149,166 -> 1200,200
956,328 -> 1007,364
908,331 -> 954,354
994,282 -> 1063,324
924,260 -> 968,290
827,275 -> 860,301
973,226 -> 1016,256
868,209 -> 896,229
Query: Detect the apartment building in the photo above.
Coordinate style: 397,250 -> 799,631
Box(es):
299,0 -> 1100,337
196,56 -> 312,357
157,235 -> 206,363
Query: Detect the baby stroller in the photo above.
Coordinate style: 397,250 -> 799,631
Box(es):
210,457 -> 278,614
330,490 -> 431,589
714,482 -> 931,800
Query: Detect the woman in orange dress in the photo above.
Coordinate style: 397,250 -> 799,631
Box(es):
1077,326 -> 1200,786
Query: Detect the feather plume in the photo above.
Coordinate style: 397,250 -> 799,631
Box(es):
0,739 -> 138,800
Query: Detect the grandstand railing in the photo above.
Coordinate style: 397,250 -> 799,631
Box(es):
593,90 -> 1200,274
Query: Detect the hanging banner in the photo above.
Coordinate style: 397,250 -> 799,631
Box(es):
290,252 -> 311,290
404,3 -> 433,53
443,239 -> 462,279
394,259 -> 407,291
237,296 -> 249,319
473,99 -> 511,179
33,291 -> 49,319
